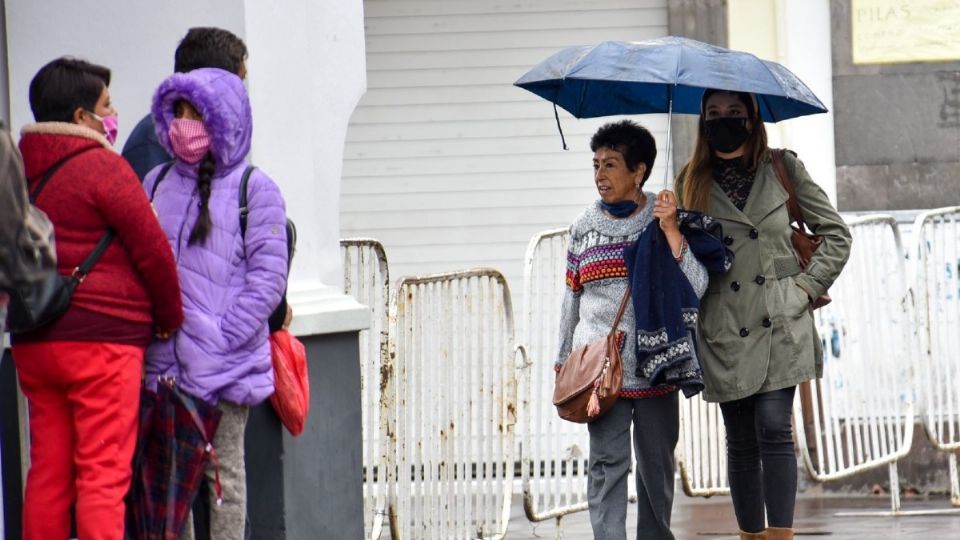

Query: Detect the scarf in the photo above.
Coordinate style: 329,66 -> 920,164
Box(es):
599,199 -> 639,218
624,210 -> 733,397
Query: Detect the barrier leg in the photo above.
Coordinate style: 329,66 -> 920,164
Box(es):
888,462 -> 901,513
837,459 -> 960,517
950,453 -> 960,507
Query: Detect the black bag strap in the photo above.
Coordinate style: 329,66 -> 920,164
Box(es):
73,230 -> 115,281
29,148 -> 95,203
27,147 -> 114,281
237,165 -> 257,237
148,161 -> 177,202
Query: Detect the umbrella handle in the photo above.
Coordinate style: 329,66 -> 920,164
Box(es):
663,87 -> 674,191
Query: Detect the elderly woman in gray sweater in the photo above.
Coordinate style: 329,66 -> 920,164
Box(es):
556,120 -> 708,540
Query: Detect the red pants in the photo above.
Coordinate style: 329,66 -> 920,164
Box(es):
13,341 -> 143,540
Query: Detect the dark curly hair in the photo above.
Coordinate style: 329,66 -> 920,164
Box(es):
29,57 -> 110,123
589,120 -> 657,184
174,27 -> 248,75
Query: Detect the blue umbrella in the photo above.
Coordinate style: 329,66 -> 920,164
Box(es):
514,36 -> 827,185
514,36 -> 828,122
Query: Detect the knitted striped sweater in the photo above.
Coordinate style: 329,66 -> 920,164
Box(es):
556,196 -> 709,398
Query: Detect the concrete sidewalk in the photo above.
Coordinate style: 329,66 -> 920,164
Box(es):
505,492 -> 960,539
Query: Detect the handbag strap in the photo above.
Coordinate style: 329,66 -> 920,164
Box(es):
28,147 -> 114,281
769,149 -> 809,234
608,285 -> 632,339
29,148 -> 95,203
73,231 -> 115,281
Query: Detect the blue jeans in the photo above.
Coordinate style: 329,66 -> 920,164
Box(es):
719,386 -> 797,532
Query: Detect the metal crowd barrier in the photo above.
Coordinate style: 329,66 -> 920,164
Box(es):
913,207 -> 960,509
517,228 -> 593,528
385,269 -> 517,540
517,228 -> 646,537
677,394 -> 729,497
793,215 -> 919,515
340,239 -> 392,539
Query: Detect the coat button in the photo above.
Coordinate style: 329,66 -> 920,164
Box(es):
731,281 -> 741,292
723,235 -> 734,246
749,228 -> 759,239
754,275 -> 766,285
739,328 -> 750,338
762,318 -> 772,328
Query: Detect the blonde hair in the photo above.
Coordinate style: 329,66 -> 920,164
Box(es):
677,90 -> 769,212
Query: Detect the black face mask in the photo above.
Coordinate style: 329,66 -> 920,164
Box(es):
704,117 -> 750,153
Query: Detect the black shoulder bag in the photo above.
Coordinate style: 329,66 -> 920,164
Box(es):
6,151 -> 115,333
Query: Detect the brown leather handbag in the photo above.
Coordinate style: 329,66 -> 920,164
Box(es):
770,149 -> 831,309
553,287 -> 629,423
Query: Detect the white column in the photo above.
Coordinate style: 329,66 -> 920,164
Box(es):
242,0 -> 369,335
776,0 -> 838,203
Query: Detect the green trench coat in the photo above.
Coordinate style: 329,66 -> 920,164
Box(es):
677,151 -> 852,403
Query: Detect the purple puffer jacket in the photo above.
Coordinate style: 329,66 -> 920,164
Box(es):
143,68 -> 287,406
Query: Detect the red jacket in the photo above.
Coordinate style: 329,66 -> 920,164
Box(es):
17,123 -> 182,332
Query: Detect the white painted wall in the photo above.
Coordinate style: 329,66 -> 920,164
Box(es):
728,0 -> 837,203
342,0 -> 670,294
4,0 -> 369,334
5,1 -> 244,149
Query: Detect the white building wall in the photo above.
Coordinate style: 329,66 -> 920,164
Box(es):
342,0 -> 670,291
728,0 -> 837,203
4,0 -> 369,335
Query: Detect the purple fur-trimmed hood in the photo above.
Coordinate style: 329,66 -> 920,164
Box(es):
151,68 -> 251,170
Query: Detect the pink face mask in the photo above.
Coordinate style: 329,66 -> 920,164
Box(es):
168,118 -> 211,164
88,111 -> 119,145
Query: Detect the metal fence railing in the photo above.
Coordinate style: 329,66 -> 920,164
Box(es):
517,228 -> 594,528
913,207 -> 960,509
677,394 -> 729,497
341,239 -> 391,538
385,269 -> 517,540
517,228 -> 647,536
794,215 -> 918,515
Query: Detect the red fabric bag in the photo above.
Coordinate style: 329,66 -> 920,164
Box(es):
269,329 -> 310,436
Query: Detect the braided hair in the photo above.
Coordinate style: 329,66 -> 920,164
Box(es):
188,152 -> 216,245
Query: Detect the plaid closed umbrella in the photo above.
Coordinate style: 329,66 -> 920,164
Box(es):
127,379 -> 222,540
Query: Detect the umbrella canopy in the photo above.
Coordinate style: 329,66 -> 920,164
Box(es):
514,36 -> 827,122
127,381 -> 222,540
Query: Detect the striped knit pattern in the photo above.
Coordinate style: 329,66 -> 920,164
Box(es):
556,197 -> 709,399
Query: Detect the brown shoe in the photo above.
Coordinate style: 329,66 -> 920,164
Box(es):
739,531 -> 766,540
765,527 -> 794,540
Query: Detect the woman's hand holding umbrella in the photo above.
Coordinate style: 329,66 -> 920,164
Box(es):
653,190 -> 685,261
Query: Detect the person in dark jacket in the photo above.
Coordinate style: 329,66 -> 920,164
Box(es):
13,57 -> 183,540
122,27 -> 247,180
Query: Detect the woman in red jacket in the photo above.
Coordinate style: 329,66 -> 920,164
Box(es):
11,57 -> 183,540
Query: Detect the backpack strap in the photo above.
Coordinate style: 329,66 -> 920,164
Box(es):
238,165 -> 257,238
770,149 -> 809,233
29,148 -> 95,202
148,161 -> 176,202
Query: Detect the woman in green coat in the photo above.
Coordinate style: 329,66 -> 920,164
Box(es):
675,89 -> 851,540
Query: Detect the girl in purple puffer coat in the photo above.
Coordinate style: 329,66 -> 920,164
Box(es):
144,67 -> 288,538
